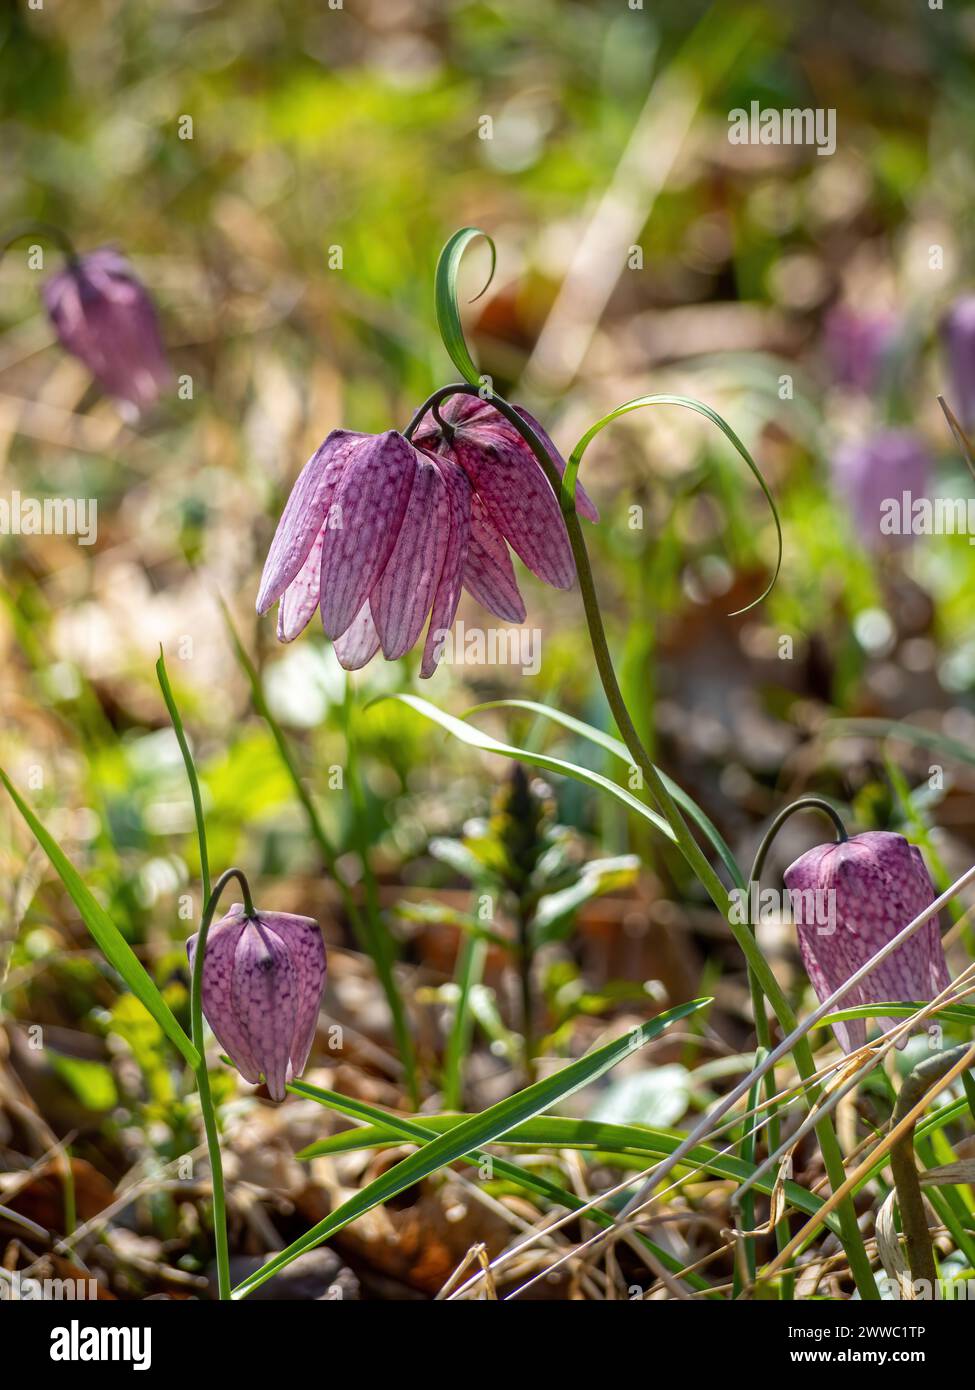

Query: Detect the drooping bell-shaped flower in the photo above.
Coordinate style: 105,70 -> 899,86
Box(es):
186,904 -> 327,1101
831,430 -> 931,550
257,398 -> 597,677
42,247 -> 169,416
783,831 -> 950,1054
942,296 -> 975,431
412,395 -> 598,615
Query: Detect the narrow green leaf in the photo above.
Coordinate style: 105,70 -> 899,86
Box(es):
156,650 -> 211,903
563,394 -> 782,614
468,698 -> 745,891
294,1110 -> 835,1228
232,997 -> 709,1297
369,694 -> 676,842
288,1079 -> 716,1294
434,228 -> 496,387
0,768 -> 199,1069
820,1001 -> 975,1029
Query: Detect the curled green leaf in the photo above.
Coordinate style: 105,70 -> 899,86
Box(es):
434,227 -> 497,388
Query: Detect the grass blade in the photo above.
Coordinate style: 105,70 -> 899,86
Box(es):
231,997 -> 709,1297
0,768 -> 199,1070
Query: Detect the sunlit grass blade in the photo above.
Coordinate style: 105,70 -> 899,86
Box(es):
468,698 -> 745,890
0,768 -> 199,1069
289,1078 -> 716,1294
156,649 -> 211,902
295,1108 -> 837,1230
370,694 -> 676,841
231,998 -> 709,1298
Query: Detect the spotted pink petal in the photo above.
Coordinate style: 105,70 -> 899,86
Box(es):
277,526 -> 326,642
451,424 -> 575,589
257,430 -> 359,615
421,456 -> 472,678
371,453 -> 450,659
188,907 -> 261,1083
332,600 -> 381,671
463,496 -> 526,622
319,431 -> 417,640
231,918 -> 298,1102
259,912 -> 327,1079
512,407 -> 599,524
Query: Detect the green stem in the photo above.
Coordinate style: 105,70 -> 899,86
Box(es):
0,220 -> 79,269
190,867 -> 254,1301
889,1043 -> 973,1291
735,797 -> 848,1295
407,384 -> 878,1299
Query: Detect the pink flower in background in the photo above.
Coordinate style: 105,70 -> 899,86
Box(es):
42,247 -> 169,416
257,398 -> 597,677
187,904 -> 326,1102
942,295 -> 975,431
823,305 -> 898,394
831,430 -> 931,549
784,831 -> 950,1054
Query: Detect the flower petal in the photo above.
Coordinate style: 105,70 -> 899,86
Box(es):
371,453 -> 450,659
420,456 -> 472,678
232,919 -> 298,1102
188,909 -> 262,1084
257,430 -> 359,615
332,600 -> 381,671
512,407 -> 599,523
463,496 -> 526,622
259,912 -> 327,1078
319,431 -> 417,639
452,426 -> 575,590
277,526 -> 326,642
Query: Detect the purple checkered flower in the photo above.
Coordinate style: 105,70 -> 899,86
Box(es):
42,247 -> 169,416
824,305 -> 897,394
257,399 -> 597,677
832,430 -> 931,549
783,831 -> 950,1054
942,296 -> 975,431
187,904 -> 327,1101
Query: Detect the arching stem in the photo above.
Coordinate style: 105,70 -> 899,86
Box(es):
405,384 -> 878,1299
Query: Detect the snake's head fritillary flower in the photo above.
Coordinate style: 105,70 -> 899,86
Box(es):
412,394 -> 598,620
783,831 -> 950,1054
187,904 -> 327,1101
42,248 -> 169,417
257,399 -> 598,678
942,296 -> 975,431
824,305 -> 897,394
257,427 -> 469,677
831,430 -> 931,550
